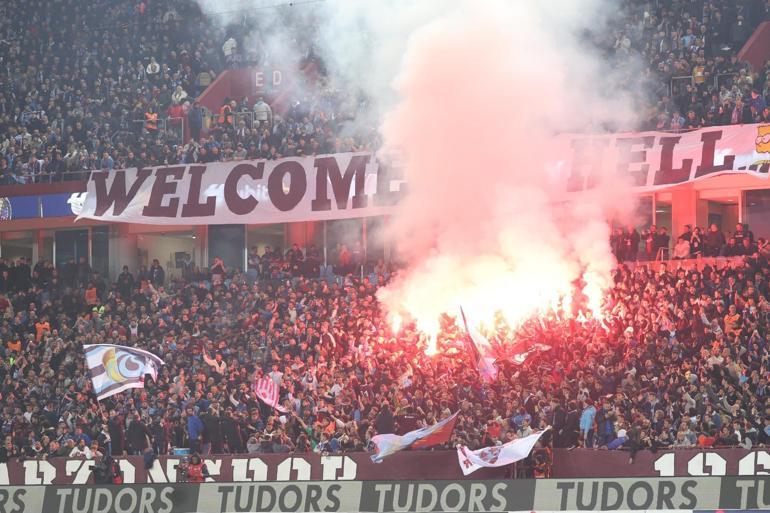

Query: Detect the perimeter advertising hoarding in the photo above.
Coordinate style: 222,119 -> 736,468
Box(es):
0,477 -> 768,513
552,448 -> 770,478
3,450 -> 769,486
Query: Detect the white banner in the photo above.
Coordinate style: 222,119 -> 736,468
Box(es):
77,152 -> 403,225
76,124 -> 770,225
457,429 -> 547,475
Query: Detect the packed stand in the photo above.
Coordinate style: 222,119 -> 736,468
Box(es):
0,0 -> 378,186
611,0 -> 770,129
0,229 -> 767,474
0,0 -> 227,185
1,1 -> 769,185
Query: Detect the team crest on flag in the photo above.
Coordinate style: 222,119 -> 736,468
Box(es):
84,344 -> 164,401
457,429 -> 549,475
479,446 -> 502,464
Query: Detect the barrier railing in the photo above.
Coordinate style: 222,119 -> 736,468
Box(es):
130,116 -> 185,145
626,255 -> 746,272
715,72 -> 738,91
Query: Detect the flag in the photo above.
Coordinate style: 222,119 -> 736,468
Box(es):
457,429 -> 548,475
397,364 -> 413,389
84,344 -> 164,401
254,376 -> 288,413
507,342 -> 552,365
371,411 -> 458,463
459,306 -> 498,382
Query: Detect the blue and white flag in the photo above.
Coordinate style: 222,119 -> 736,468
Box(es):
84,344 -> 164,401
370,411 -> 459,463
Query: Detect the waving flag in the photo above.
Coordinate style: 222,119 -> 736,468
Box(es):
254,376 -> 288,413
457,429 -> 548,475
371,411 -> 458,463
84,344 -> 164,401
506,342 -> 552,365
459,307 -> 499,382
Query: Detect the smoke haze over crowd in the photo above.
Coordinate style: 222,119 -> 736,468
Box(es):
196,0 -> 645,337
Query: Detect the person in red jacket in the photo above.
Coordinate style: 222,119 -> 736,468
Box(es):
186,454 -> 209,483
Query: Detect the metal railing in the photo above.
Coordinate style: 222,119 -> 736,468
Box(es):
715,72 -> 738,91
129,116 -> 185,145
200,110 -> 271,135
668,72 -> 741,98
669,75 -> 694,97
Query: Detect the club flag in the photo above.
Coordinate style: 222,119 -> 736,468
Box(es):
254,376 -> 288,413
397,363 -> 414,389
508,342 -> 552,365
84,344 -> 164,401
456,429 -> 549,475
459,306 -> 499,382
371,411 -> 459,463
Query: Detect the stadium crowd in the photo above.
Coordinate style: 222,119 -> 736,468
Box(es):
0,0 -> 376,186
0,0 -> 769,184
0,221 -> 767,471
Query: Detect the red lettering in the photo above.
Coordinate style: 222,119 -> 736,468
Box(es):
654,136 -> 693,185
224,163 -> 264,215
268,161 -> 306,211
311,155 -> 370,211
567,138 -> 609,191
694,131 -> 735,178
374,160 -> 404,207
615,136 -> 654,186
92,169 -> 152,216
180,166 -> 216,217
141,166 -> 185,217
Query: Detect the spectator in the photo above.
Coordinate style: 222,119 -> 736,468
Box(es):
126,414 -> 151,456
189,101 -> 204,143
172,86 -> 189,106
705,223 -> 726,256
253,97 -> 273,126
187,409 -> 204,454
149,259 -> 165,287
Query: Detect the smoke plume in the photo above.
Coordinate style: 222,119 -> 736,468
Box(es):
375,0 -> 642,331
194,0 -> 644,334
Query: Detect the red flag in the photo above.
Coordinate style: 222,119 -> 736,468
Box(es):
459,306 -> 498,382
410,412 -> 459,449
254,376 -> 288,413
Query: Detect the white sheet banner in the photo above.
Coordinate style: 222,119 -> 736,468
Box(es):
457,429 -> 547,475
77,152 -> 403,225
77,123 -> 770,224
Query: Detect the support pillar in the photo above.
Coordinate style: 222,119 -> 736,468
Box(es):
671,187 -> 708,240
285,222 -> 318,250
194,225 -> 208,268
109,224 -> 138,276
32,230 -> 42,265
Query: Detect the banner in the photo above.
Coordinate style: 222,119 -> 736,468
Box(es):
457,430 -> 547,475
77,152 -> 403,225
553,123 -> 770,192
552,448 -> 770,478
1,449 -> 770,486
73,123 -> 770,225
2,477 -> 768,512
532,477 -> 721,511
